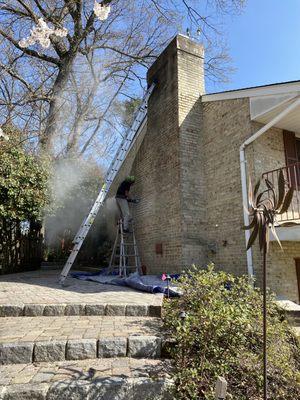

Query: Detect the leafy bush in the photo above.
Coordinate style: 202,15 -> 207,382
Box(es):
0,127 -> 50,273
0,127 -> 50,221
164,265 -> 300,400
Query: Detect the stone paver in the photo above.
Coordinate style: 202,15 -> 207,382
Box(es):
66,339 -> 97,360
0,343 -> 33,365
34,341 -> 66,363
0,316 -> 162,343
277,300 -> 300,312
0,270 -> 163,317
98,337 -> 127,358
128,336 -> 162,358
0,358 -> 173,399
0,316 -> 164,364
277,300 -> 300,329
0,358 -> 172,384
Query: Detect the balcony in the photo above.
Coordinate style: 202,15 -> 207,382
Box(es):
262,162 -> 300,241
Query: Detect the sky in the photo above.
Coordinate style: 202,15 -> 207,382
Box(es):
206,0 -> 300,93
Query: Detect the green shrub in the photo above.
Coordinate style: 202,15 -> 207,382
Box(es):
164,265 -> 300,400
0,128 -> 50,221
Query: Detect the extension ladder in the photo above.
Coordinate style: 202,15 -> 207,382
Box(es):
108,219 -> 141,277
58,82 -> 156,284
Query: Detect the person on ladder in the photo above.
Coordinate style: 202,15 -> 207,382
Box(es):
115,176 -> 137,233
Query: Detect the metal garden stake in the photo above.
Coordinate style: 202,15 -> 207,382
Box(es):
244,170 -> 295,400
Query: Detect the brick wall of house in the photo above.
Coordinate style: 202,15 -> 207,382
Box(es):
201,98 -> 252,276
248,123 -> 300,302
202,98 -> 300,301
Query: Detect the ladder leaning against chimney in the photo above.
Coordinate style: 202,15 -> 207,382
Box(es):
58,82 -> 156,285
108,218 -> 142,277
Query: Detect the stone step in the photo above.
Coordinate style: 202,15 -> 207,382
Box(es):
292,326 -> 300,336
0,358 -> 173,399
0,269 -> 163,319
289,317 -> 300,327
0,302 -> 161,318
0,316 -> 164,365
286,314 -> 300,325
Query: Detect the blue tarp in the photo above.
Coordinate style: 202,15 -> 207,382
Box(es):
72,269 -> 180,297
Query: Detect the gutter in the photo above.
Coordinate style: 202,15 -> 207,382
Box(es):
240,96 -> 300,278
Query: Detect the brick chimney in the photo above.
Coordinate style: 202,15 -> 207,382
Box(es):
131,34 -> 206,273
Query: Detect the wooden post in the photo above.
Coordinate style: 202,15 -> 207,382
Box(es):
215,377 -> 227,400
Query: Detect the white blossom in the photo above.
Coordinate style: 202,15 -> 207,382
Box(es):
55,27 -> 68,38
94,1 -> 111,21
0,127 -> 9,141
18,18 -> 68,49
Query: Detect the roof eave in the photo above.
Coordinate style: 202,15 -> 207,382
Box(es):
202,80 -> 300,102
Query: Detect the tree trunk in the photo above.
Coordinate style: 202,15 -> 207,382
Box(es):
65,116 -> 81,155
41,56 -> 75,154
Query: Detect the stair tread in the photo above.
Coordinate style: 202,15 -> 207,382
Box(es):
292,326 -> 300,336
0,358 -> 173,391
0,316 -> 163,344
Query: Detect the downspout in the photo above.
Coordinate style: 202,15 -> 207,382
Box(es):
240,96 -> 300,278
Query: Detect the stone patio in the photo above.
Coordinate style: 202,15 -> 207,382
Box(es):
0,269 -> 163,310
0,269 -> 171,399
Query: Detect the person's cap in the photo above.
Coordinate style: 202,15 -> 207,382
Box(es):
125,176 -> 135,183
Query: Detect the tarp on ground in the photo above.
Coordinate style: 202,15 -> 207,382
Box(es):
72,270 -> 180,297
